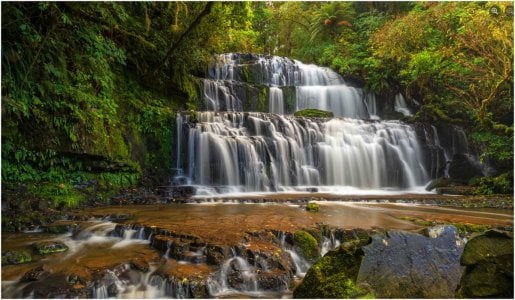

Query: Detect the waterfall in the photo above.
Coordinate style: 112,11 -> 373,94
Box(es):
177,112 -> 429,192
172,53 -> 455,194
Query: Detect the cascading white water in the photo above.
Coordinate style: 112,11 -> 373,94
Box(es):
269,87 -> 284,114
394,93 -> 412,117
177,112 -> 429,192
207,249 -> 259,297
203,53 -> 377,118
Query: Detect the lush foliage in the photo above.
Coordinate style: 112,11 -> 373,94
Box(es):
2,1 -> 513,201
2,2 -> 259,206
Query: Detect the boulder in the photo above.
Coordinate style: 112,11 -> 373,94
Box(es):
357,225 -> 465,298
293,230 -> 320,262
21,265 -> 51,282
32,241 -> 68,255
293,240 -> 372,298
456,230 -> 514,298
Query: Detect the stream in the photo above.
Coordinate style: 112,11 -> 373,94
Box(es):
2,201 -> 512,298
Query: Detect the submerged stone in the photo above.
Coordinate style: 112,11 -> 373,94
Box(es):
456,230 -> 514,298
32,241 -> 68,255
21,265 -> 51,282
305,202 -> 319,212
1,250 -> 32,265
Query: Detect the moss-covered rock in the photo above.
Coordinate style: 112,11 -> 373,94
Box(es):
425,177 -> 457,191
294,109 -> 334,118
456,230 -> 513,298
293,230 -> 320,262
293,241 -> 372,298
32,241 -> 68,255
305,202 -> 319,212
2,250 -> 32,265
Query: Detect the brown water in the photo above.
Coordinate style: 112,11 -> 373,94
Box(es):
1,202 -> 513,298
84,202 -> 513,242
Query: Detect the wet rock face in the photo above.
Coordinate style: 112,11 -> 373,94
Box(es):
357,225 -> 465,298
456,230 -> 514,298
448,153 -> 483,183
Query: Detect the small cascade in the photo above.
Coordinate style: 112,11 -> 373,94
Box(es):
278,232 -> 311,278
295,85 -> 368,119
207,249 -> 259,297
394,93 -> 412,116
163,240 -> 172,259
269,87 -> 284,114
320,232 -> 341,257
284,250 -> 311,278
365,92 -> 379,120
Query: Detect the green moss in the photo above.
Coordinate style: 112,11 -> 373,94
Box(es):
294,109 -> 334,118
33,242 -> 69,255
472,173 -> 514,195
2,250 -> 32,265
241,65 -> 254,83
293,243 -> 372,298
257,86 -> 269,112
282,86 -> 297,113
452,223 -> 491,235
188,110 -> 199,123
306,202 -> 320,212
294,230 -> 320,261
398,216 -> 436,227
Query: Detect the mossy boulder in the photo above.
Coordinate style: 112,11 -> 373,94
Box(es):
305,202 -> 319,212
294,109 -> 334,118
293,230 -> 320,262
456,230 -> 513,298
2,250 -> 32,265
32,241 -> 68,255
293,241 -> 372,298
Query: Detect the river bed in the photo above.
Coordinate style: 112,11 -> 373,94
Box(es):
2,200 -> 513,298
